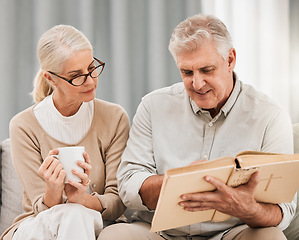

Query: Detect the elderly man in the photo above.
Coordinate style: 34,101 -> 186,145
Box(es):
99,14 -> 296,240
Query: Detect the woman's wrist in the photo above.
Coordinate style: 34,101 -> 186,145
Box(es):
82,193 -> 104,212
44,186 -> 64,207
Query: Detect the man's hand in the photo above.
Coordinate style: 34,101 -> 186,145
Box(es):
179,172 -> 283,228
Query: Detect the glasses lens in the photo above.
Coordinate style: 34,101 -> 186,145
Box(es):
90,65 -> 103,78
71,76 -> 86,86
70,59 -> 104,86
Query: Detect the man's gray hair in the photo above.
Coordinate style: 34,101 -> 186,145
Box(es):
169,14 -> 233,61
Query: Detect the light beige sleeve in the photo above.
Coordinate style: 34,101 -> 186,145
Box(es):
92,108 -> 130,221
9,110 -> 66,215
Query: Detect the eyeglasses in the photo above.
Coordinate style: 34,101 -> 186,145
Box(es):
48,57 -> 105,86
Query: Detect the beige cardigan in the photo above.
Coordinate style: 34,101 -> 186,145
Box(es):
1,99 -> 130,240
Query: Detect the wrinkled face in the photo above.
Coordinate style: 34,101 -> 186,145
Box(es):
176,40 -> 236,117
51,49 -> 98,104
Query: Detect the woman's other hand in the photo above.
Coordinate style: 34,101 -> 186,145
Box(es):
64,152 -> 92,203
64,152 -> 103,212
38,149 -> 66,207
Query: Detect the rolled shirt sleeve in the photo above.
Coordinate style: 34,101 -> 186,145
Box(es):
277,193 -> 297,230
117,96 -> 157,211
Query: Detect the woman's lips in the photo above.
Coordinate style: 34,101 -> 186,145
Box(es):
83,88 -> 94,94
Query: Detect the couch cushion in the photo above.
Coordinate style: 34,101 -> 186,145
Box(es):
0,139 -> 23,235
283,194 -> 299,240
293,123 -> 299,154
283,123 -> 299,240
0,142 -> 2,210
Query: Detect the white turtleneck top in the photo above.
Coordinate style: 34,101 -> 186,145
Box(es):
33,94 -> 94,145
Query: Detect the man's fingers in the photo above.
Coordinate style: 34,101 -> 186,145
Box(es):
180,176 -> 227,202
204,175 -> 228,192
246,171 -> 260,192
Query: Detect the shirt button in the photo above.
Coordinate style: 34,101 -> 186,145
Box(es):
203,154 -> 208,159
92,183 -> 96,188
208,122 -> 213,127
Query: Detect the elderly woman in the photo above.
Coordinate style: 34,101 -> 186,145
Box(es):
1,25 -> 129,240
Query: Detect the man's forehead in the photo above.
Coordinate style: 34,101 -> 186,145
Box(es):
177,56 -> 217,70
177,54 -> 225,71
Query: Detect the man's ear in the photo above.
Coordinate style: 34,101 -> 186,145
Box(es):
44,71 -> 57,87
227,48 -> 236,71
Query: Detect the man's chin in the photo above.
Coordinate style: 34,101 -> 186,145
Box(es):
194,101 -> 214,111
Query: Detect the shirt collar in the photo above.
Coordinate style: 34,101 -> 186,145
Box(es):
190,72 -> 241,118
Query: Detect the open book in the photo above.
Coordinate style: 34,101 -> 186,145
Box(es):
151,151 -> 299,232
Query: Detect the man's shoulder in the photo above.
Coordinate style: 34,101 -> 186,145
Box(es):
143,82 -> 185,100
240,82 -> 284,111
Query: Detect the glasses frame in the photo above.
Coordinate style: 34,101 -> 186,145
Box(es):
48,57 -> 105,86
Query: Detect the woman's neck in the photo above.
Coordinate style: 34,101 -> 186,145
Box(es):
52,93 -> 82,117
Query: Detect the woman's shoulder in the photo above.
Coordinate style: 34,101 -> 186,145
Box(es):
10,105 -> 36,128
92,99 -> 130,134
9,105 -> 43,139
93,98 -> 128,118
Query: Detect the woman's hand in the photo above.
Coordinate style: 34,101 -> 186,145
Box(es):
64,152 -> 92,204
38,149 -> 66,207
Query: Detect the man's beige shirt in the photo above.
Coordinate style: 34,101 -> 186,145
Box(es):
118,79 -> 296,238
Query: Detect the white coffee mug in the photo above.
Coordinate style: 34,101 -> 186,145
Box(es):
53,146 -> 85,183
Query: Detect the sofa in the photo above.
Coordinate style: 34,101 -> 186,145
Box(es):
1,133 -> 299,239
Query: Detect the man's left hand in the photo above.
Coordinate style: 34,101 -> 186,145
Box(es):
179,171 -> 282,227
179,172 -> 259,218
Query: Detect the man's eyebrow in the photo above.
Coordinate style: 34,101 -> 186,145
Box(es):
180,68 -> 192,71
200,65 -> 216,70
67,60 -> 96,74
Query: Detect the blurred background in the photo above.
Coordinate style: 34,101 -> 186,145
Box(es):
1,0 -> 299,141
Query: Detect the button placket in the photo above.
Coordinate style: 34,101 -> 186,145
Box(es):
201,118 -> 217,160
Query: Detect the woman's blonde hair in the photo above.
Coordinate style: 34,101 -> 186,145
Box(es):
31,25 -> 93,103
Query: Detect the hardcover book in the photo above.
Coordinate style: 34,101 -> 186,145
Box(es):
151,151 -> 299,232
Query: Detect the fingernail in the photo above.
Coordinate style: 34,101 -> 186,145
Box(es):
205,176 -> 210,181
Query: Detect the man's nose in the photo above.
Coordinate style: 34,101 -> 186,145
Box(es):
192,73 -> 205,90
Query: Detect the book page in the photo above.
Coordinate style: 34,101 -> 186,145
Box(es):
236,152 -> 299,168
166,156 -> 234,175
228,160 -> 299,203
213,158 -> 299,221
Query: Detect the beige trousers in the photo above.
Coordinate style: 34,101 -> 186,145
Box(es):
12,203 -> 103,240
98,221 -> 287,240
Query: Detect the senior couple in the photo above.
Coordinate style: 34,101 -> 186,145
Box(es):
1,14 -> 295,240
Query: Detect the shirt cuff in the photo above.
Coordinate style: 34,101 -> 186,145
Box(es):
34,195 -> 68,213
91,192 -> 126,221
120,171 -> 154,211
277,202 -> 296,230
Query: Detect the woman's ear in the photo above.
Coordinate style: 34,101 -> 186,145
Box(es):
44,71 -> 57,87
